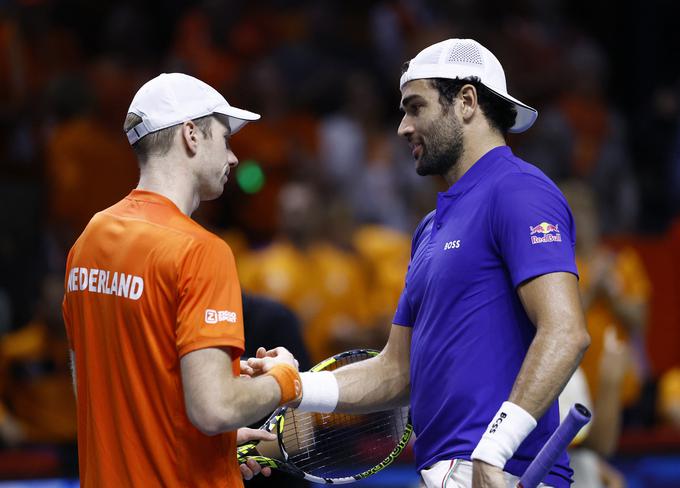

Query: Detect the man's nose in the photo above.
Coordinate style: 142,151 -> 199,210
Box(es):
227,150 -> 239,167
397,116 -> 413,138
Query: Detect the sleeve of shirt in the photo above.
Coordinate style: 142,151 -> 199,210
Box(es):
176,237 -> 245,358
490,172 -> 578,288
392,279 -> 413,327
392,211 -> 435,327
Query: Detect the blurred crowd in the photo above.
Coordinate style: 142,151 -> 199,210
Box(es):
1,0 -> 680,483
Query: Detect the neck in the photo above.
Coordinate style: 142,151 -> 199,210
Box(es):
136,156 -> 199,216
443,131 -> 506,187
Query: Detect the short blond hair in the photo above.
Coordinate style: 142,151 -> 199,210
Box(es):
123,113 -> 214,163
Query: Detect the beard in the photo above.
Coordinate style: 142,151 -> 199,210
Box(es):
415,115 -> 464,177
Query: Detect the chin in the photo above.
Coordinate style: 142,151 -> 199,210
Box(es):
201,187 -> 225,201
415,160 -> 434,176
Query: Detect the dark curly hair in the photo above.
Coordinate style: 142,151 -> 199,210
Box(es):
401,61 -> 517,134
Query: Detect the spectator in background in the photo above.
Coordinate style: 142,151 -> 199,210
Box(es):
659,367 -> 680,428
239,182 -> 381,363
168,1 -> 245,94
559,330 -> 628,488
561,180 -> 651,420
520,40 -> 638,234
225,59 -> 319,243
318,70 -> 434,232
351,224 -> 411,328
44,63 -> 140,254
0,274 -> 76,447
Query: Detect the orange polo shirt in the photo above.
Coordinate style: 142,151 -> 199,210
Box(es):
62,189 -> 245,487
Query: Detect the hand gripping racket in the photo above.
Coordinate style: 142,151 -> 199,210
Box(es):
518,403 -> 592,488
237,349 -> 413,484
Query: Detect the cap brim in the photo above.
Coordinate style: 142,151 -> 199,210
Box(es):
486,88 -> 538,133
213,104 -> 261,135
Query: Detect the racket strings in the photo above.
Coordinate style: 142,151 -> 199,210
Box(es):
283,408 -> 408,477
284,417 -> 405,461
280,351 -> 409,478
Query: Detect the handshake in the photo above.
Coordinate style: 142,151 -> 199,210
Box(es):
237,346 -> 301,480
241,346 -> 302,407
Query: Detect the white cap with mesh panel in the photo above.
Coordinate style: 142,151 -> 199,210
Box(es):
400,39 -> 538,133
125,73 -> 260,145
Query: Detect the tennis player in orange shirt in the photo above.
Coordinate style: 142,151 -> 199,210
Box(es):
61,73 -> 303,487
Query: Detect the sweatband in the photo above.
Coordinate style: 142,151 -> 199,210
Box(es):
266,364 -> 302,406
296,371 -> 340,413
471,401 -> 537,469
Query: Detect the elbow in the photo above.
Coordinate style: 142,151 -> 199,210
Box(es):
186,404 -> 242,436
578,328 -> 591,354
569,327 -> 590,362
186,408 -> 224,436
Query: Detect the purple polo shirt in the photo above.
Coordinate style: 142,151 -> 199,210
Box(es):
394,146 -> 577,487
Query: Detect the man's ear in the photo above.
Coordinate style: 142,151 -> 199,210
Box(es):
181,120 -> 199,155
458,84 -> 479,123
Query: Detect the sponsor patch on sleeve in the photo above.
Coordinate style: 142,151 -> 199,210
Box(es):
528,221 -> 562,245
204,309 -> 238,325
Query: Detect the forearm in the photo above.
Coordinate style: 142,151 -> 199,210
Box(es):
583,378 -> 623,456
334,352 -> 410,413
511,273 -> 591,419
215,375 -> 281,432
472,322 -> 589,470
181,348 -> 294,435
509,325 -> 589,419
296,326 -> 411,415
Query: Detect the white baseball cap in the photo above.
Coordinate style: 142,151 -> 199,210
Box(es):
400,39 -> 537,133
126,73 -> 260,145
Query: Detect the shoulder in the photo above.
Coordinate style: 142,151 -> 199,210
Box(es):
184,229 -> 234,261
490,154 -> 567,207
146,219 -> 235,274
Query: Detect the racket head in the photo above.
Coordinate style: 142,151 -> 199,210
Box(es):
278,349 -> 413,484
237,349 -> 413,484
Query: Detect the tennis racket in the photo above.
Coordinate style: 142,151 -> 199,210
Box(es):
518,403 -> 592,488
237,349 -> 413,484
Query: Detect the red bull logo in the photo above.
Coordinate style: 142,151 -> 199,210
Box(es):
529,221 -> 562,245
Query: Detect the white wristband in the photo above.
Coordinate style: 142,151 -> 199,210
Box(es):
296,371 -> 339,413
471,401 -> 537,469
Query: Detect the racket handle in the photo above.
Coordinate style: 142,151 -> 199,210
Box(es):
517,403 -> 591,488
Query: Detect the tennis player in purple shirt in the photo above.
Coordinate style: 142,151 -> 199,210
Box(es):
252,38 -> 590,488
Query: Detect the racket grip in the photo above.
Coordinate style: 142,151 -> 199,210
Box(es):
517,403 -> 591,488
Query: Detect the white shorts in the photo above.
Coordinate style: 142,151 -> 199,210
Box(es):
419,459 -> 555,488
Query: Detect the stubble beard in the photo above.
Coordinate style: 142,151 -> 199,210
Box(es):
416,115 -> 464,177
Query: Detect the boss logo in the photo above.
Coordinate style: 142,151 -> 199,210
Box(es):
489,412 -> 507,433
443,240 -> 461,250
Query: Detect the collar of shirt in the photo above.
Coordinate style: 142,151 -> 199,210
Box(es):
441,145 -> 512,199
126,189 -> 182,213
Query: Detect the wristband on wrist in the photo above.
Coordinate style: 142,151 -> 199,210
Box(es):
266,364 -> 302,406
471,401 -> 537,469
296,371 -> 339,413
